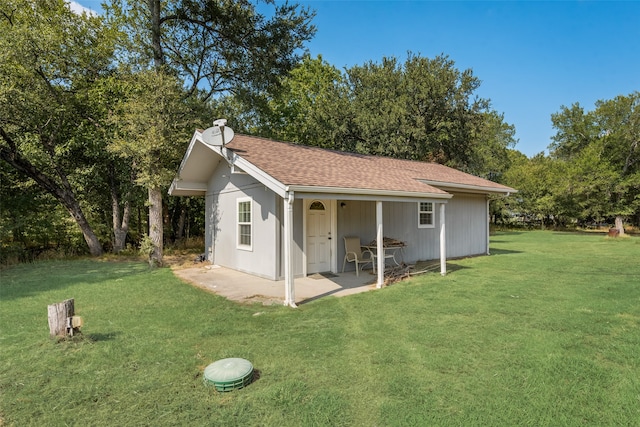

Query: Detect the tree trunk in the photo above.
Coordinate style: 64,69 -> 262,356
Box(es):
148,186 -> 163,266
0,134 -> 103,256
109,165 -> 131,253
65,199 -> 103,256
149,0 -> 164,67
615,216 -> 625,235
111,192 -> 131,253
113,199 -> 131,253
48,298 -> 75,338
176,202 -> 187,241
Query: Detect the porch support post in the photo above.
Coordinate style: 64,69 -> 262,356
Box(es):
486,197 -> 491,255
440,202 -> 447,276
284,192 -> 297,307
376,200 -> 384,288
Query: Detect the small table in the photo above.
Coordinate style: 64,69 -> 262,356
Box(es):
364,243 -> 405,272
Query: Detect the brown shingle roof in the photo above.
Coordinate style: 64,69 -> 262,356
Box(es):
226,134 -> 515,196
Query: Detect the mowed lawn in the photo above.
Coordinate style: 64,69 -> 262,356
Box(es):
1,231 -> 639,426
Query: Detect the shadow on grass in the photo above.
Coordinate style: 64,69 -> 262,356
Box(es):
445,263 -> 471,273
86,332 -> 119,342
489,248 -> 523,255
52,331 -> 120,344
0,260 -> 152,300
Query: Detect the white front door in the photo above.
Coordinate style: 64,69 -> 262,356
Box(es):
306,200 -> 331,274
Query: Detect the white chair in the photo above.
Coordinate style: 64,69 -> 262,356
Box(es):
342,237 -> 374,276
369,245 -> 397,274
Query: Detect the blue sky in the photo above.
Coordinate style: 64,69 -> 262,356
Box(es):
72,0 -> 639,157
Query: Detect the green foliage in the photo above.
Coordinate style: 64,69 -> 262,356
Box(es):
107,70 -> 195,188
0,166 -> 87,263
239,53 -> 516,178
347,54 -> 492,169
259,55 -> 349,149
550,103 -> 598,159
503,92 -> 640,228
106,0 -> 316,100
0,0 -> 125,256
504,153 -> 567,225
549,92 -> 640,225
137,233 -> 157,267
1,232 -> 639,425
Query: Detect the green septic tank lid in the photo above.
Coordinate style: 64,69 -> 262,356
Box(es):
203,358 -> 254,392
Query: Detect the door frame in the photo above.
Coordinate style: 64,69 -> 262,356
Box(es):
302,199 -> 338,275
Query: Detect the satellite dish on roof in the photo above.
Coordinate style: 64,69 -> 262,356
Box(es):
202,119 -> 234,146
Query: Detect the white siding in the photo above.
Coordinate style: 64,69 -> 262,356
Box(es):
205,165 -> 490,278
276,198 -> 305,279
444,193 -> 488,258
336,193 -> 488,269
205,162 -> 279,279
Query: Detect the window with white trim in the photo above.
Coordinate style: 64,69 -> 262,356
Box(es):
237,197 -> 252,250
418,202 -> 434,228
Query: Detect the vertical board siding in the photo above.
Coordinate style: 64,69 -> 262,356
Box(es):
206,162 -> 279,279
276,197 -> 304,279
337,200 -> 375,272
338,200 -> 439,268
445,193 -> 488,258
337,194 -> 488,268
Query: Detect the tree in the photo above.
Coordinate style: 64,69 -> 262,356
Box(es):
108,70 -> 195,266
347,54 -> 490,169
564,140 -> 620,224
472,111 -> 517,180
251,53 -> 516,178
257,55 -> 351,148
0,0 -> 119,256
0,162 -> 84,262
107,0 -> 315,100
550,92 -> 640,232
550,103 -> 598,160
503,153 -> 565,227
104,0 -> 316,265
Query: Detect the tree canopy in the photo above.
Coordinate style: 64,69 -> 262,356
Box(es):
1,0 -> 317,261
0,0 -> 120,256
106,0 -> 316,100
246,53 -> 516,178
550,93 -> 639,230
503,92 -> 639,230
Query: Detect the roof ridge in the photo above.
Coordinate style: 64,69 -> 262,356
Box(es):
234,133 -> 446,166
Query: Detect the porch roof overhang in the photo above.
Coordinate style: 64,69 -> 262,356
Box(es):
418,180 -> 517,196
288,185 -> 451,203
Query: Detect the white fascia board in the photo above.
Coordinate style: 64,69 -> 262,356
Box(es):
168,179 -> 179,195
168,179 -> 207,196
178,133 -> 287,197
418,180 -> 517,195
224,148 -> 287,198
288,185 -> 452,203
175,130 -> 202,176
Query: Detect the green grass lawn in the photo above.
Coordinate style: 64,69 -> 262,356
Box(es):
1,231 -> 639,426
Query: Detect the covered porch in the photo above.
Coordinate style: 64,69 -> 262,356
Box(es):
281,190 -> 451,307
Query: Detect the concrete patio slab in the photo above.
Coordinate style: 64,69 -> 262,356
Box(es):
172,264 -> 378,305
